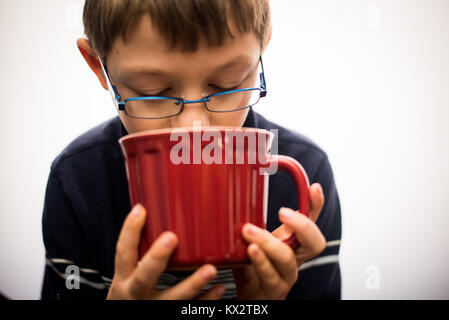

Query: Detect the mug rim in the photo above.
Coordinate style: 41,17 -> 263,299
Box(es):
119,126 -> 274,144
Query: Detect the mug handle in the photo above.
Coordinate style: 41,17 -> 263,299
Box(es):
266,155 -> 310,250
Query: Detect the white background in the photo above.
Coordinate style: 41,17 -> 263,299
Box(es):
0,0 -> 448,299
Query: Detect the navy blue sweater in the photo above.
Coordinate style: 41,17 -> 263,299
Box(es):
41,109 -> 342,300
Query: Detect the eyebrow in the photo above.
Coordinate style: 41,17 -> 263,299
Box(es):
122,55 -> 255,77
213,55 -> 255,72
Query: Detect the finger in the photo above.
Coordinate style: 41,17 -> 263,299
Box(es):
159,264 -> 218,300
242,224 -> 297,283
270,219 -> 293,242
232,265 -> 257,286
114,204 -> 147,279
279,207 -> 326,258
293,246 -> 315,264
198,284 -> 227,300
129,231 -> 178,296
309,183 -> 325,222
247,243 -> 290,296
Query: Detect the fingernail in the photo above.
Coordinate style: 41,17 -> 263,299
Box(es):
130,204 -> 143,218
244,224 -> 260,236
202,266 -> 215,280
279,207 -> 294,220
161,233 -> 174,248
216,285 -> 226,296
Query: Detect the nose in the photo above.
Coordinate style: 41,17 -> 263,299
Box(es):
170,93 -> 211,128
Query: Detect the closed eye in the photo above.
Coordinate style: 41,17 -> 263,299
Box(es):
209,84 -> 240,92
137,88 -> 172,97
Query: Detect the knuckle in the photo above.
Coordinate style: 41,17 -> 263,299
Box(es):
263,267 -> 279,286
173,282 -> 202,299
257,230 -> 272,246
288,256 -> 299,274
115,244 -> 127,263
147,241 -> 171,262
129,275 -> 147,297
157,290 -> 172,300
254,232 -> 270,250
316,236 -> 326,254
148,248 -> 169,264
282,248 -> 296,265
262,232 -> 283,252
106,282 -> 122,300
266,280 -> 289,299
278,282 -> 289,295
115,242 -> 126,256
283,258 -> 299,286
281,283 -> 292,298
190,277 -> 206,292
290,269 -> 299,284
301,218 -> 312,232
174,270 -> 211,298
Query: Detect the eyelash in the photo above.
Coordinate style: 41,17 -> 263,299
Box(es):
137,89 -> 171,97
136,83 -> 242,97
210,84 -> 240,92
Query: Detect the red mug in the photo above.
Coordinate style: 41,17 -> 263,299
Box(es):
119,127 -> 310,270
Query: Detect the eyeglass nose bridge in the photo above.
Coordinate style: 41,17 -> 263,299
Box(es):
180,97 -> 211,105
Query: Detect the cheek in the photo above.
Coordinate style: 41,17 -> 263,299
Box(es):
119,112 -> 172,133
209,108 -> 250,127
119,108 -> 250,133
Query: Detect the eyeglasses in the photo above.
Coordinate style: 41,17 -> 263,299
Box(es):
100,57 -> 267,119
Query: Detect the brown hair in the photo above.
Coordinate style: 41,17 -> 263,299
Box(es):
83,0 -> 271,58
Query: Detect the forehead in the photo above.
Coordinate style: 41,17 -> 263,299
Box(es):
106,14 -> 261,74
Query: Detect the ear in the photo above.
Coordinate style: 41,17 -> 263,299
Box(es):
261,25 -> 272,55
76,38 -> 108,91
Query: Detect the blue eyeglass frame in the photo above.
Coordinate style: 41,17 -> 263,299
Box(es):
100,56 -> 267,119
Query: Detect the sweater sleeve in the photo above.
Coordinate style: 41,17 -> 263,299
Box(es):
40,169 -> 109,300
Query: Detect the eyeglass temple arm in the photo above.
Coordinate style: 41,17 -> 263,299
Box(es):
100,57 -> 126,110
259,56 -> 267,97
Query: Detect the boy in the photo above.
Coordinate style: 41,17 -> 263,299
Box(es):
41,0 -> 341,300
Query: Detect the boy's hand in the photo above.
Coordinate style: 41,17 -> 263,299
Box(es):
232,183 -> 326,300
107,204 -> 226,300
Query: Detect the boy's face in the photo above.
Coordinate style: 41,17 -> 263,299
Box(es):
99,15 -> 266,134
